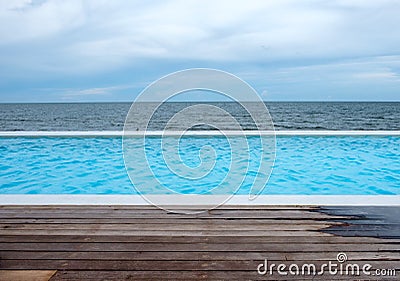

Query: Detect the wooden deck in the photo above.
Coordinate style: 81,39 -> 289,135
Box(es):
0,206 -> 398,280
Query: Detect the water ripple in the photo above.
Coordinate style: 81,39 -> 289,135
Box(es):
0,136 -> 399,195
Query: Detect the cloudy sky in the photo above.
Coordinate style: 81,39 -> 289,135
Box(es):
0,0 -> 399,102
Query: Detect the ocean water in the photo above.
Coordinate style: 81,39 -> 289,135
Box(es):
0,136 -> 399,195
0,102 -> 399,131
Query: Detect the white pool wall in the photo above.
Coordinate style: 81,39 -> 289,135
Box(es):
1,130 -> 400,137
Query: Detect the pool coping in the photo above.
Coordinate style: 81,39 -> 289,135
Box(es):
0,195 -> 399,206
1,130 -> 400,136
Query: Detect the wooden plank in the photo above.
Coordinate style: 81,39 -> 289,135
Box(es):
0,209 -> 348,219
0,208 -> 322,214
1,234 -> 395,244
49,270 -> 400,281
0,270 -> 56,281
1,250 -> 399,261
0,223 -> 337,231
49,270 -> 260,281
1,242 -> 398,252
2,259 -> 399,271
0,218 -> 343,225
0,229 -> 333,236
0,213 -> 344,219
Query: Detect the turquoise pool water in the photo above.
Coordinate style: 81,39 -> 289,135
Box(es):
0,136 -> 399,195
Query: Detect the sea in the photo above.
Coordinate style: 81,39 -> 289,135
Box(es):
0,102 -> 399,131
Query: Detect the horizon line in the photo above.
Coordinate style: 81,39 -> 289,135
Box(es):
1,100 -> 400,104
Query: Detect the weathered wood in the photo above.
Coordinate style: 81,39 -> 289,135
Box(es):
0,229 -> 333,236
48,270 -> 270,281
49,270 -> 400,281
1,242 -> 398,252
0,222 -> 338,231
0,218 -> 342,225
0,208 -> 349,220
1,234 -> 396,244
0,270 -> 56,281
2,259 -> 400,271
1,250 -> 399,261
0,205 -> 397,281
0,213 -> 345,220
0,208 -> 323,215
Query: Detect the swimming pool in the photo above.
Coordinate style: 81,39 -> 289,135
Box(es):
1,133 -> 399,195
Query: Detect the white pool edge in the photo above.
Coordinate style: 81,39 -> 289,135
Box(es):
1,130 -> 400,136
1,195 -> 399,206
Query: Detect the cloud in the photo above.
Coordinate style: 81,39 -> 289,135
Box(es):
0,0 -> 399,101
238,56 -> 400,83
0,0 -> 85,43
63,87 -> 114,97
353,70 -> 399,81
233,55 -> 400,100
1,0 -> 400,73
45,84 -> 137,100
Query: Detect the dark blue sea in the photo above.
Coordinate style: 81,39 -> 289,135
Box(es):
0,102 -> 399,131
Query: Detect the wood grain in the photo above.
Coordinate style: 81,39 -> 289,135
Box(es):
0,205 -> 398,281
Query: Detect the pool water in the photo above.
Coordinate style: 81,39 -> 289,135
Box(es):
0,136 -> 399,195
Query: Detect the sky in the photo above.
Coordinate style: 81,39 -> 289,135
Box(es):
0,0 -> 399,102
